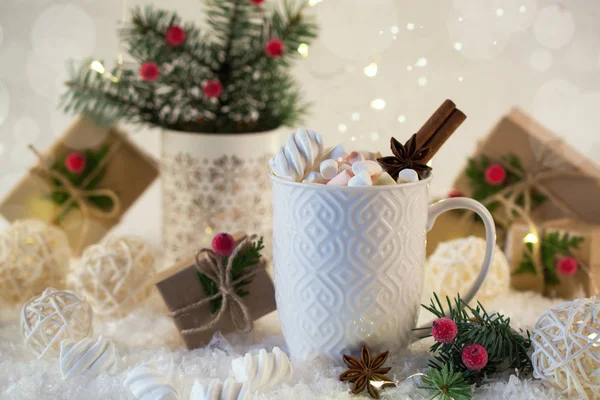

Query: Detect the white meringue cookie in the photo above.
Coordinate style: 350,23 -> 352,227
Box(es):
60,335 -> 117,379
269,128 -> 324,181
124,365 -> 180,400
190,378 -> 247,400
231,347 -> 292,393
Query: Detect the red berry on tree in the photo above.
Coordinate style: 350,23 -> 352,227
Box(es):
250,0 -> 265,4
431,317 -> 458,343
204,80 -> 223,98
485,163 -> 506,186
448,189 -> 463,198
461,344 -> 488,370
212,233 -> 236,256
265,39 -> 285,58
557,256 -> 578,276
65,152 -> 86,174
139,62 -> 160,82
166,25 -> 186,46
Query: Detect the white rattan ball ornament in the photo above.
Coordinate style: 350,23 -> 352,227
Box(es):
0,219 -> 71,303
424,236 -> 510,303
73,236 -> 157,316
531,297 -> 600,399
20,287 -> 93,358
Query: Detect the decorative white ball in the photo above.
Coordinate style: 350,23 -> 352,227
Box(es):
60,335 -> 117,379
424,236 -> 510,303
0,219 -> 71,303
231,347 -> 292,392
20,287 -> 93,358
124,365 -> 180,400
73,236 -> 157,316
531,297 -> 600,399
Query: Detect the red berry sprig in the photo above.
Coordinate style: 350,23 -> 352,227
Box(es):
166,25 -> 186,46
139,62 -> 160,82
484,163 -> 506,186
204,80 -> 223,98
431,317 -> 458,343
211,232 -> 236,256
265,39 -> 285,58
557,256 -> 578,276
250,0 -> 265,4
461,344 -> 488,371
65,152 -> 86,174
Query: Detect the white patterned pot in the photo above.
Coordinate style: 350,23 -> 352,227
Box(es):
271,174 -> 496,360
161,129 -> 281,265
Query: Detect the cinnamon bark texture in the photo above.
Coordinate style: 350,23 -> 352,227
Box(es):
415,99 -> 466,163
154,234 -> 276,349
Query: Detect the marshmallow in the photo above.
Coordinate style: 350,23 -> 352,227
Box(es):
346,151 -> 365,165
327,170 -> 353,186
362,151 -> 383,161
352,160 -> 383,177
320,144 -> 348,162
320,159 -> 339,180
338,163 -> 352,173
304,171 -> 327,184
373,172 -> 397,186
397,169 -> 419,183
348,171 -> 373,187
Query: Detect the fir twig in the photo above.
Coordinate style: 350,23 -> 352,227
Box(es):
419,364 -> 472,400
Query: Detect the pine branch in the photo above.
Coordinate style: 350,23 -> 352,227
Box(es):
419,364 -> 472,400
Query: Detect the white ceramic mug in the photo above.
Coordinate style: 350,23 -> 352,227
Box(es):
270,174 -> 495,360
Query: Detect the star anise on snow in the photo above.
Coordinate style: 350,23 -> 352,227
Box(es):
377,133 -> 432,179
339,344 -> 396,399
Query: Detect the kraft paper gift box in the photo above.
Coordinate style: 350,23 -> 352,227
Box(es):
154,234 -> 276,349
0,117 -> 159,255
506,218 -> 600,299
434,108 -> 600,256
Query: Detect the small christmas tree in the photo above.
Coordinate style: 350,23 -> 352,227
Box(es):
62,0 -> 317,134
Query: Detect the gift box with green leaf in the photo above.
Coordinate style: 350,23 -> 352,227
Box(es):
506,218 -> 600,299
154,232 -> 276,349
428,108 -> 600,256
0,117 -> 158,255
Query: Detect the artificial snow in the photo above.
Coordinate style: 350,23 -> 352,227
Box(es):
0,290 -> 570,399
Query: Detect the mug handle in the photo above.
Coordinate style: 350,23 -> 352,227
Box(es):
411,197 -> 496,342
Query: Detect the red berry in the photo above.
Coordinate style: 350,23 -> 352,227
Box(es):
265,39 -> 285,58
166,25 -> 186,46
139,62 -> 160,82
485,164 -> 506,186
212,233 -> 235,256
64,152 -> 86,174
204,80 -> 223,98
448,189 -> 463,198
557,256 -> 578,276
431,317 -> 458,343
250,0 -> 265,4
462,344 -> 488,370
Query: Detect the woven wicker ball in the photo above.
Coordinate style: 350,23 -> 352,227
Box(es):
0,219 -> 71,304
424,236 -> 510,303
20,287 -> 93,358
72,236 -> 157,316
531,297 -> 600,399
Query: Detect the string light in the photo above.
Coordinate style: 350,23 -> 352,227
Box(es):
89,60 -> 120,83
406,23 -> 415,31
370,98 -> 386,110
398,115 -> 406,123
390,25 -> 399,34
519,5 -> 527,13
363,62 -> 378,77
406,65 -> 413,71
418,77 -> 428,86
524,233 -> 539,244
298,43 -> 309,57
370,132 -> 379,140
308,0 -> 322,5
496,8 -> 505,16
205,226 -> 213,235
458,76 -> 464,82
415,57 -> 427,67
338,123 -> 347,133
351,112 -> 360,121
350,136 -> 356,142
454,42 -> 463,51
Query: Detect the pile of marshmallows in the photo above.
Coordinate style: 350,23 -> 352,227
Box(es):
269,128 -> 420,187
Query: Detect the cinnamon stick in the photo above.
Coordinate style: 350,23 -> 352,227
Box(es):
421,108 -> 466,163
415,99 -> 456,149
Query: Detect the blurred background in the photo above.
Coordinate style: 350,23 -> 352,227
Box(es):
1,0 -> 599,245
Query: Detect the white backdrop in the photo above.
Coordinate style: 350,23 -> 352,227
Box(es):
1,0 -> 599,246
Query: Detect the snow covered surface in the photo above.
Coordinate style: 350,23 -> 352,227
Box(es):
0,290 -> 574,399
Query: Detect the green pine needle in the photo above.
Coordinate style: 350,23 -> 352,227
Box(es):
197,236 -> 264,314
419,364 -> 472,400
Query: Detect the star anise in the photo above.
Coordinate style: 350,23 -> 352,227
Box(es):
377,133 -> 432,179
339,344 -> 396,399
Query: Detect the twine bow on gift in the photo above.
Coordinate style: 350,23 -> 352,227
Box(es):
28,144 -> 122,250
170,235 -> 260,336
